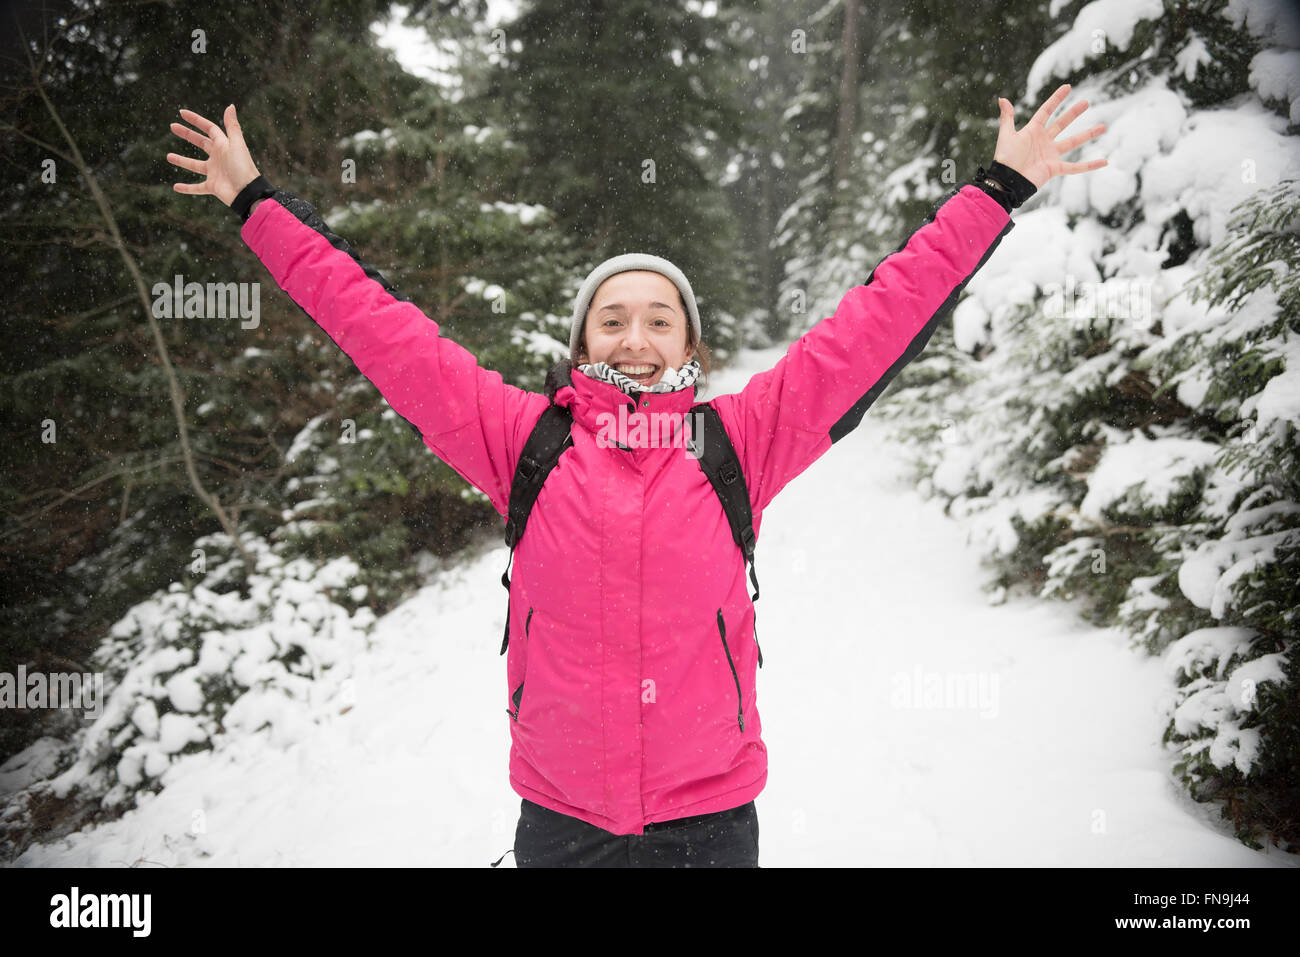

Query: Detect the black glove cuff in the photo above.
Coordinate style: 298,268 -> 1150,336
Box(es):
231,175 -> 277,222
972,161 -> 1037,213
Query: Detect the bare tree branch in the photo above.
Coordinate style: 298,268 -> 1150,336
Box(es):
18,20 -> 256,567
0,454 -> 187,538
0,118 -> 75,163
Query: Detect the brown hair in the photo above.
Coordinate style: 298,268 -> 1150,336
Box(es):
688,331 -> 713,396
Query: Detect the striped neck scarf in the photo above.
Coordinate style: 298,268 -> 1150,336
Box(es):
577,357 -> 703,396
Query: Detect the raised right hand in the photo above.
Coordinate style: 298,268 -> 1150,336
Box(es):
167,105 -> 262,207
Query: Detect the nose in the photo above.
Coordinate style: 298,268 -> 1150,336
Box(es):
620,317 -> 649,352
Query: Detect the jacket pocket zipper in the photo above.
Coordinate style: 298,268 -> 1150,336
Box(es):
508,607 -> 534,722
717,608 -> 744,732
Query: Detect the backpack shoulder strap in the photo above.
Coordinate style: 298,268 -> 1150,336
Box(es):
505,403 -> 574,550
498,400 -> 764,667
690,402 -> 763,667
499,402 -> 573,655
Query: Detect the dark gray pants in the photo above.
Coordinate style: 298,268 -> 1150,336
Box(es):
512,798 -> 760,867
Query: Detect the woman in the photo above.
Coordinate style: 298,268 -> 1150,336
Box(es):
166,84 -> 1106,867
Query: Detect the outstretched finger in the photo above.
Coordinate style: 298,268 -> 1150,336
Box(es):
170,122 -> 211,153
1056,124 -> 1106,155
224,104 -> 243,138
166,152 -> 206,174
997,97 -> 1017,138
173,180 -> 208,195
1046,99 -> 1088,138
178,107 -> 215,129
1030,83 -> 1071,129
1061,157 -> 1109,175
178,108 -> 228,148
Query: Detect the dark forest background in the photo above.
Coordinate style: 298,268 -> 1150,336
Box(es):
2,0 -> 1296,855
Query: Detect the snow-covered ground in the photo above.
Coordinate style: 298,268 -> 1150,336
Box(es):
13,346 -> 1294,867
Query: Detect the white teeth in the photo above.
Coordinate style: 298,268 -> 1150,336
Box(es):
616,364 -> 656,375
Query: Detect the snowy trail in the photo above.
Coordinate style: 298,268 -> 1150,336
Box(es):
17,347 -> 1293,867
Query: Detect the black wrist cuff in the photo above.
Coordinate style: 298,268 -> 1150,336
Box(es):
972,161 -> 1037,213
231,175 -> 277,222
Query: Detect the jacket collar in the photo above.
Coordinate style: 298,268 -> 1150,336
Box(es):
547,360 -> 699,443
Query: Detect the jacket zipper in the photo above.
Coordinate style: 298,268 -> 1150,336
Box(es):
508,607 -> 533,722
716,608 -> 744,732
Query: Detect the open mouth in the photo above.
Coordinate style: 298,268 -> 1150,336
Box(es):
614,363 -> 659,382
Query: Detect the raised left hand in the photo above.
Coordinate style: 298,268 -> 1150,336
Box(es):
994,83 -> 1108,189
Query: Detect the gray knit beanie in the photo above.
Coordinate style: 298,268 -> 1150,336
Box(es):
570,254 -> 701,365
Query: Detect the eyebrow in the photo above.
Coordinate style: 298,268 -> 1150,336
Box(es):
597,302 -> 679,314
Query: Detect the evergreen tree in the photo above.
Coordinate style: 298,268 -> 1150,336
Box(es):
0,0 -> 575,761
715,0 -> 815,342
879,0 -> 1300,851
480,0 -> 755,360
770,0 -> 1056,335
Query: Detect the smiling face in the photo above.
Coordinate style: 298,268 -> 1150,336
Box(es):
576,270 -> 694,387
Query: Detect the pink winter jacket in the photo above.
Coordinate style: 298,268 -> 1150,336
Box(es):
241,184 -> 1013,835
